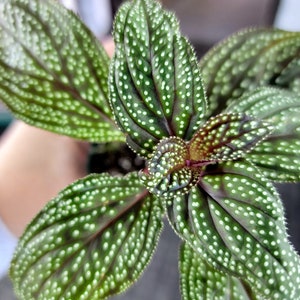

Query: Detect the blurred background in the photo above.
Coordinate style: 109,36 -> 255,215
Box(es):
1,0 -> 300,299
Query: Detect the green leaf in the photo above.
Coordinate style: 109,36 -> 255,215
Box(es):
110,0 -> 206,157
189,112 -> 272,163
147,137 -> 188,176
226,87 -> 300,182
166,160 -> 300,299
200,28 -> 300,119
10,172 -> 163,300
180,242 -> 258,300
0,0 -> 124,142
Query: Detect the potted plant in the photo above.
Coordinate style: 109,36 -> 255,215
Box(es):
0,0 -> 300,299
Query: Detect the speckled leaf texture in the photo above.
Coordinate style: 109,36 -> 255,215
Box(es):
10,173 -> 163,300
200,28 -> 300,119
109,0 -> 206,157
226,87 -> 300,182
166,160 -> 300,299
180,243 -> 258,300
140,137 -> 200,198
189,112 -> 272,162
140,113 -> 271,198
5,0 -> 300,299
0,0 -> 124,142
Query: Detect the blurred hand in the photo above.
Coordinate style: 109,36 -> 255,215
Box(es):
0,122 -> 89,237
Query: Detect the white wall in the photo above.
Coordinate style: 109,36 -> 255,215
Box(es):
274,0 -> 300,30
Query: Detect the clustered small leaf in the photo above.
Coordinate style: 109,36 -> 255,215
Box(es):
140,137 -> 200,198
2,0 -> 300,299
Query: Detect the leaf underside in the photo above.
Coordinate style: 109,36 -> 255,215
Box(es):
180,242 -> 258,300
0,0 -> 124,142
226,87 -> 300,182
10,172 -> 163,300
166,160 -> 300,299
200,28 -> 300,120
110,0 -> 206,157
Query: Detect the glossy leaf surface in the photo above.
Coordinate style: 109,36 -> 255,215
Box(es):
10,173 -> 163,300
166,160 -> 300,299
226,87 -> 300,182
200,28 -> 300,119
0,0 -> 124,142
110,0 -> 206,157
189,112 -> 272,162
180,243 -> 258,300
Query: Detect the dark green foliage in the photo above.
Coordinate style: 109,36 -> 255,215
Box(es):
180,243 -> 258,300
109,0 -> 206,157
199,28 -> 300,119
0,0 -> 124,142
11,173 -> 163,299
1,0 -> 300,299
226,87 -> 300,181
167,160 -> 300,299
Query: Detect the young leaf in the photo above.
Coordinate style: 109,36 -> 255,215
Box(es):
199,28 -> 300,119
166,160 -> 300,299
10,172 -> 163,300
141,112 -> 272,198
110,0 -> 206,157
140,137 -> 199,197
226,87 -> 300,182
0,0 -> 124,142
180,242 -> 258,300
147,137 -> 188,176
189,112 -> 272,163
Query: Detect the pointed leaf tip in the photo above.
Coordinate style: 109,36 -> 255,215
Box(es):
110,0 -> 206,157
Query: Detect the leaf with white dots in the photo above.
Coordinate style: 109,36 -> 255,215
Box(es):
200,28 -> 300,119
189,112 -> 272,163
179,242 -> 258,300
10,172 -> 163,300
140,137 -> 199,197
166,160 -> 300,299
0,0 -> 124,142
226,87 -> 300,182
110,0 -> 206,157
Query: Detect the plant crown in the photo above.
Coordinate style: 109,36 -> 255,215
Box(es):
1,0 -> 300,299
